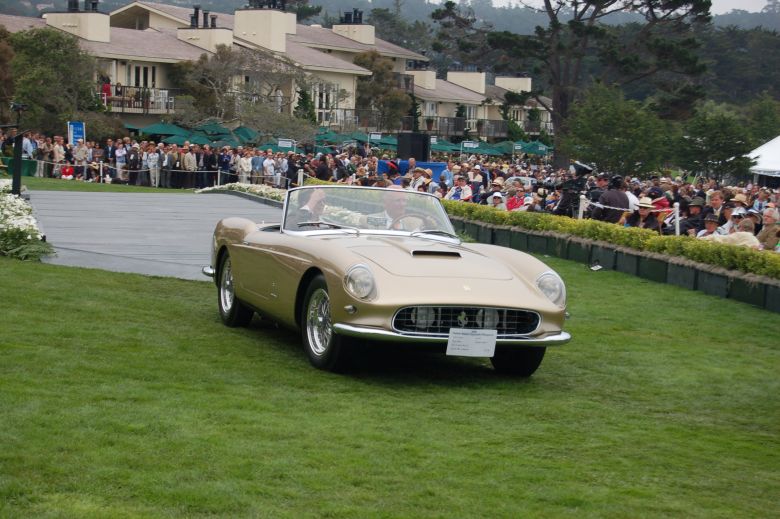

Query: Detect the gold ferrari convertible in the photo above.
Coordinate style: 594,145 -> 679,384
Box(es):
204,185 -> 570,375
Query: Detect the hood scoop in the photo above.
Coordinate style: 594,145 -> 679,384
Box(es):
412,250 -> 461,258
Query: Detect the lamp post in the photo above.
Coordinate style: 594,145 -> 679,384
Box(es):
8,102 -> 28,196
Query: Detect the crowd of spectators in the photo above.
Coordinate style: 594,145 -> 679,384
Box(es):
0,130 -> 300,189
2,129 -> 778,252
308,150 -> 779,253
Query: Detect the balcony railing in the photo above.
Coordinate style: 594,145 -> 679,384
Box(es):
408,116 -> 466,136
97,85 -> 178,115
524,120 -> 555,135
315,109 -> 513,139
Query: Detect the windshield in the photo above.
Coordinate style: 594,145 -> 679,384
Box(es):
283,185 -> 455,236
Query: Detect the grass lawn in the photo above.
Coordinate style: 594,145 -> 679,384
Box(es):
1,175 -> 193,194
1,256 -> 778,518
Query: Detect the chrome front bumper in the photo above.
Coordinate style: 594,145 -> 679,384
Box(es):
202,266 -> 215,278
333,323 -> 571,346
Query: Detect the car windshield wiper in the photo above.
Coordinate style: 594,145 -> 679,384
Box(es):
410,229 -> 460,240
298,221 -> 360,234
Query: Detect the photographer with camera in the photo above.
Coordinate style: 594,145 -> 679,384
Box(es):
553,162 -> 591,217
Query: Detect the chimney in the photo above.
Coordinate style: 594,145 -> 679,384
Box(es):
202,10 -> 209,28
233,8 -> 295,52
210,15 -> 217,28
333,11 -> 375,44
193,5 -> 201,27
190,14 -> 197,28
47,0 -> 109,42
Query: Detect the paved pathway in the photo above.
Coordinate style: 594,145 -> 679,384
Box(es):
30,191 -> 281,281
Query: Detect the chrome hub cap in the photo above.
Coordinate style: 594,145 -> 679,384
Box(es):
220,258 -> 235,313
306,288 -> 332,356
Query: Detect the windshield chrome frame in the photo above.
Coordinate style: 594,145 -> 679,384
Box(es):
281,185 -> 457,239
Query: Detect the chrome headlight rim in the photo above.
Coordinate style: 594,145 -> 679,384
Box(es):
343,264 -> 377,301
536,270 -> 566,308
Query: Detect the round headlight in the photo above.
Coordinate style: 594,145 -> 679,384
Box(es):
536,271 -> 566,308
344,265 -> 376,300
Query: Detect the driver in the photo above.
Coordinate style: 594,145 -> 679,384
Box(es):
286,188 -> 326,229
366,186 -> 411,230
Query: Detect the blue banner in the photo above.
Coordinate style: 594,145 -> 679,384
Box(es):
67,121 -> 86,145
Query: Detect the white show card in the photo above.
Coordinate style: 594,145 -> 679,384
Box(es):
446,328 -> 497,358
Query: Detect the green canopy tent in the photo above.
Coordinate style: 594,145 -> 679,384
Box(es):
347,131 -> 369,142
316,131 -> 352,144
257,142 -> 292,153
214,137 -> 240,149
160,134 -> 188,145
195,121 -> 232,136
431,141 -> 460,153
523,141 -> 551,155
124,122 -> 141,133
140,122 -> 189,137
374,135 -> 398,150
463,141 -> 503,156
159,132 -> 211,146
187,132 -> 213,146
491,140 -> 517,155
233,126 -> 260,144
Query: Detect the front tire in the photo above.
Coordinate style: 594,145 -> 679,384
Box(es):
491,347 -> 546,377
301,274 -> 350,372
217,252 -> 254,327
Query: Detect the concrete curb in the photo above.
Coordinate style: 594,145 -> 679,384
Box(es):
200,189 -> 283,208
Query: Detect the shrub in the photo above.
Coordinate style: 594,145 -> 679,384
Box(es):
443,201 -> 780,280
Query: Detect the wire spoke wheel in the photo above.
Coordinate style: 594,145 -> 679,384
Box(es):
306,288 -> 332,356
217,252 -> 253,327
301,274 -> 350,371
219,257 -> 235,314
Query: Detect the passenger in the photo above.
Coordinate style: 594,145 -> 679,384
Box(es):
286,189 -> 326,229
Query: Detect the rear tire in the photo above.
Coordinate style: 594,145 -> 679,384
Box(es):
301,274 -> 351,372
217,252 -> 254,327
491,347 -> 546,377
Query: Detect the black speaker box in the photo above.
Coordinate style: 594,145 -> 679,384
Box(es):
397,132 -> 431,162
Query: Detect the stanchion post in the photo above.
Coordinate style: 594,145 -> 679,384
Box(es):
298,168 -> 304,188
11,133 -> 23,196
99,161 -> 103,183
577,195 -> 587,219
674,202 -> 680,236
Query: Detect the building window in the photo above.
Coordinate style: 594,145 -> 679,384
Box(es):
313,83 -> 340,123
465,105 -> 477,120
425,102 -> 437,117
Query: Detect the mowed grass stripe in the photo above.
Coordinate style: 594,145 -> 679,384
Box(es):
0,256 -> 778,518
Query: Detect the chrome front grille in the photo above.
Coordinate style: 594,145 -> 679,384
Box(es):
393,306 -> 540,337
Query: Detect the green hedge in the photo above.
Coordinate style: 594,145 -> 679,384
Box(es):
443,201 -> 780,280
302,180 -> 780,280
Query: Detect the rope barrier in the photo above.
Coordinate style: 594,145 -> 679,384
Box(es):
22,158 -> 293,188
582,198 -> 671,213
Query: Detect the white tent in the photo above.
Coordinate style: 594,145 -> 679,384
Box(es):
750,135 -> 780,178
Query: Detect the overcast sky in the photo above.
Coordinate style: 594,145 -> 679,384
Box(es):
491,0 -> 768,15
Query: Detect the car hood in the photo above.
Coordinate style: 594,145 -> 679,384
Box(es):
347,236 -> 514,280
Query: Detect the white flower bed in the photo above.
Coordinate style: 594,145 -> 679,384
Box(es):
0,187 -> 51,259
0,192 -> 43,240
197,183 -> 286,202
